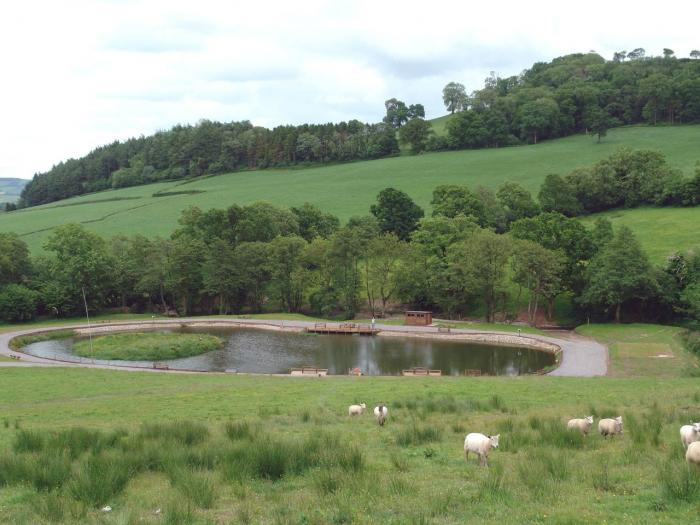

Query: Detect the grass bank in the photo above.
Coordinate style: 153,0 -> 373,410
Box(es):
71,332 -> 223,361
576,323 -> 697,378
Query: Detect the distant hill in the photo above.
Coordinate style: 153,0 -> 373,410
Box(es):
0,178 -> 27,204
1,125 -> 699,258
18,52 -> 700,208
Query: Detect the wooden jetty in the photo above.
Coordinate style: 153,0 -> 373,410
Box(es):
290,367 -> 328,377
401,367 -> 442,377
306,322 -> 376,335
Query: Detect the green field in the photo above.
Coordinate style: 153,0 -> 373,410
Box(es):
1,320 -> 700,523
2,125 -> 700,254
579,206 -> 700,262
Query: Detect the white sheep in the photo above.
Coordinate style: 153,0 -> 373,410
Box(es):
598,416 -> 623,438
680,422 -> 700,449
373,404 -> 388,426
348,403 -> 366,416
464,433 -> 500,467
686,441 -> 700,468
567,416 -> 594,436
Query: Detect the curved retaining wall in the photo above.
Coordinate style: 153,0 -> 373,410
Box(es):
0,318 -> 606,376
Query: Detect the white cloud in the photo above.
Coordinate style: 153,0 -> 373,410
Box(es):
1,0 -> 699,179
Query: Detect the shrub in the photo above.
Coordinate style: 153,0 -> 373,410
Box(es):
0,284 -> 39,322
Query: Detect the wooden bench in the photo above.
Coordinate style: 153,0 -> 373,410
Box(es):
402,367 -> 442,377
290,367 -> 328,377
152,362 -> 170,370
463,369 -> 482,376
9,355 -> 21,360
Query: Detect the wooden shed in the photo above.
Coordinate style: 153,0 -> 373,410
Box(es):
405,311 -> 432,326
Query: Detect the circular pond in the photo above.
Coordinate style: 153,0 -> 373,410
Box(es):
20,326 -> 555,376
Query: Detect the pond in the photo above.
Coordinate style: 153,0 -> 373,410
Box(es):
21,326 -> 555,376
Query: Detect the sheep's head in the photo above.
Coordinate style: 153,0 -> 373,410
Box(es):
692,422 -> 700,432
615,416 -> 623,432
360,403 -> 366,409
585,416 -> 594,424
489,434 -> 500,449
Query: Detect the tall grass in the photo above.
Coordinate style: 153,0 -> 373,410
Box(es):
140,420 -> 209,446
395,422 -> 443,447
225,420 -> 257,441
28,452 -> 73,492
660,461 -> 700,502
170,467 -> 219,508
13,428 -> 45,453
68,452 -> 134,506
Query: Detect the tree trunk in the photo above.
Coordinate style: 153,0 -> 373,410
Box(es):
615,303 -> 621,323
547,297 -> 555,321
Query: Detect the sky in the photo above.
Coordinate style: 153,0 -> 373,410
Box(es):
1,0 -> 700,180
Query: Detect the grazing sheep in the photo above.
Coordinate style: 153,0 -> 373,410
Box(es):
680,422 -> 700,449
348,403 -> 366,416
686,441 -> 700,468
374,404 -> 388,426
598,416 -> 623,438
567,416 -> 594,436
464,433 -> 500,467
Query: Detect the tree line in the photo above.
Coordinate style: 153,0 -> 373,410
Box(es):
402,50 -> 700,153
3,174 -> 700,327
19,120 -> 400,207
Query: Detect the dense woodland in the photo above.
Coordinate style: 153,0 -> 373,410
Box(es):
17,49 -> 700,208
3,148 -> 700,327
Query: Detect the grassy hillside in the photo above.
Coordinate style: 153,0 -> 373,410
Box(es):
0,178 -> 26,204
0,322 -> 699,523
580,207 -> 700,262
2,125 -> 700,253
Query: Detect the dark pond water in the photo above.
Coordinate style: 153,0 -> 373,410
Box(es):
22,327 -> 554,376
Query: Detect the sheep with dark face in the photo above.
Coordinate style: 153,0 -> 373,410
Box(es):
464,433 -> 500,467
598,416 -> 623,438
374,404 -> 388,426
348,403 -> 366,416
680,422 -> 700,449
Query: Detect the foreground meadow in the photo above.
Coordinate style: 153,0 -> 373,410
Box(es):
1,321 -> 700,524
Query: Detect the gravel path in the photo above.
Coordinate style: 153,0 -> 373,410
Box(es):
0,319 -> 608,377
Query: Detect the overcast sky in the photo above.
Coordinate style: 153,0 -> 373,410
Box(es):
2,0 -> 699,180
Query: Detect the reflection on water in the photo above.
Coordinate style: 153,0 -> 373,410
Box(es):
22,327 -> 554,376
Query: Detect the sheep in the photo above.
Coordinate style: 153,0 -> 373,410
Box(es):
348,403 -> 366,416
598,416 -> 623,438
567,416 -> 594,436
686,441 -> 700,468
464,433 -> 500,467
374,404 -> 388,426
680,422 -> 700,449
